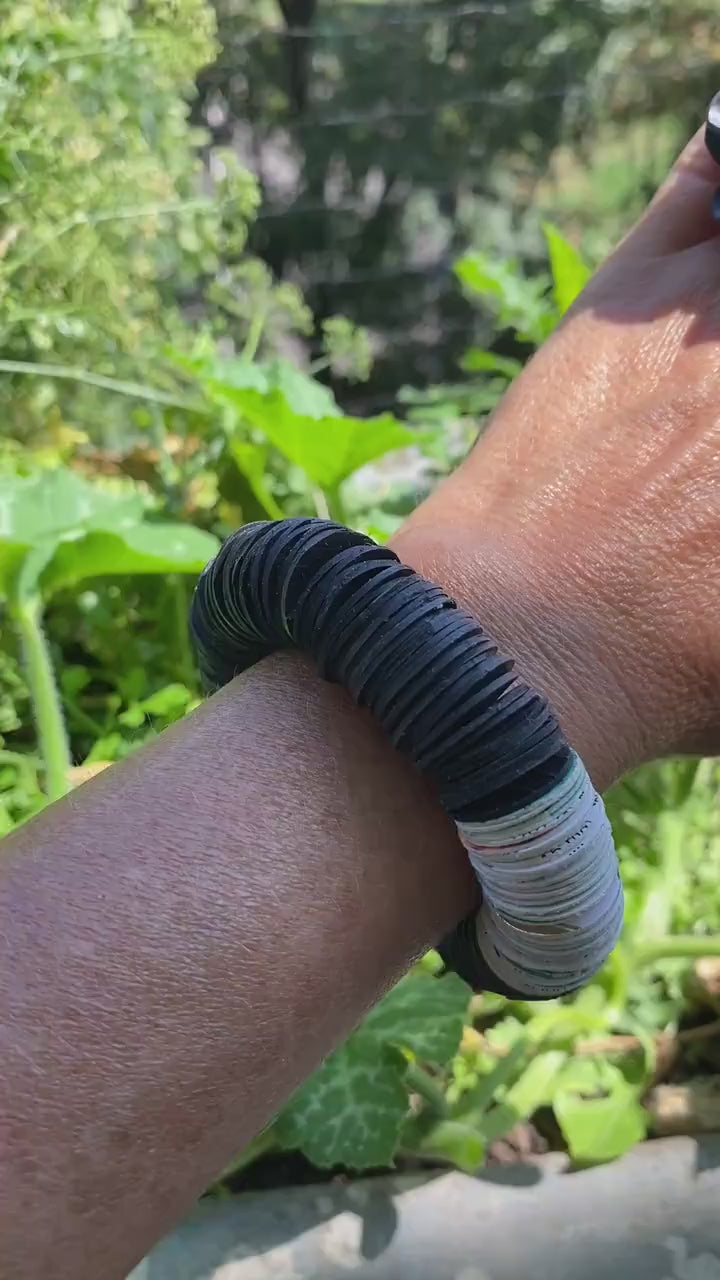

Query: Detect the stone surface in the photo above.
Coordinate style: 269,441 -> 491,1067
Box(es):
132,1137 -> 720,1280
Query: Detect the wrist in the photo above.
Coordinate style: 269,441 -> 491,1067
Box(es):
390,518 -> 650,793
261,653 -> 478,933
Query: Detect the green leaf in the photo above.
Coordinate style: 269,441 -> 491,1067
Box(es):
264,358 -> 340,419
0,468 -> 218,602
555,1054 -> 627,1096
363,970 -> 470,1065
276,1039 -> 410,1169
39,523 -> 219,596
503,1051 -> 567,1118
555,1089 -> 646,1164
276,970 -> 469,1169
460,348 -> 523,379
195,353 -> 417,489
0,469 -> 145,546
204,355 -> 340,420
0,470 -> 145,601
554,1059 -> 647,1164
418,948 -> 445,975
201,356 -> 270,394
229,395 -> 417,490
229,439 -> 284,521
119,683 -> 196,728
417,1120 -> 485,1174
455,253 -> 509,303
543,222 -> 592,315
455,251 -> 557,346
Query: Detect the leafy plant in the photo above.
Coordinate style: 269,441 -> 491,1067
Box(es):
276,970 -> 471,1169
0,2 -> 322,449
456,252 -> 557,348
0,468 -> 217,801
180,349 -> 421,525
457,220 -> 590,338
543,222 -> 593,316
0,2 -> 212,435
224,757 -> 720,1179
204,0 -> 715,402
402,224 -> 590,441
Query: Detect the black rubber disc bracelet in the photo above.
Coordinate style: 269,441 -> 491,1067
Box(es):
190,518 -> 574,996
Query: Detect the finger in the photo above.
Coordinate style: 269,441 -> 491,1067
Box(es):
643,122 -> 720,251
621,117 -> 720,257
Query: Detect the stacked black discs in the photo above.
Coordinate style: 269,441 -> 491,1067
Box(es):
191,518 -> 573,994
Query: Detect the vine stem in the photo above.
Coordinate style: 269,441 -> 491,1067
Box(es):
312,484 -> 344,523
170,576 -> 196,690
13,597 -> 72,803
311,487 -> 331,520
241,309 -> 267,364
405,1060 -> 449,1116
0,359 -> 206,411
634,936 -> 720,965
6,194 -> 234,277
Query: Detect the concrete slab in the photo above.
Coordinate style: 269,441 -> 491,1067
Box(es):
132,1137 -> 720,1280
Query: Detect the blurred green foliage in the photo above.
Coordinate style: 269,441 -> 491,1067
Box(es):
2,0 -> 720,1189
0,0 -> 319,443
1,0 -> 216,434
198,0 -> 719,408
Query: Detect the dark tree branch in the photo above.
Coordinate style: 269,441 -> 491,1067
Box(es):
276,0 -> 317,114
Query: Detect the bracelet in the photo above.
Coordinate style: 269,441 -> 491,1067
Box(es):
190,517 -> 624,999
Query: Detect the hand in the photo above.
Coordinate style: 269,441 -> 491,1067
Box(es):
393,123 -> 720,792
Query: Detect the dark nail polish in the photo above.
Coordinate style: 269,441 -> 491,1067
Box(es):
711,187 -> 720,223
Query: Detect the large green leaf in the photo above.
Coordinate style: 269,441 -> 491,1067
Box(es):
363,970 -> 470,1065
555,1089 -> 647,1164
263,358 -> 340,419
554,1059 -> 647,1164
276,1040 -> 410,1169
203,354 -> 340,419
0,469 -> 144,547
0,469 -> 218,602
455,251 -> 556,346
40,523 -> 219,595
543,222 -> 592,316
278,970 -> 470,1169
197,352 -> 417,490
0,470 -> 141,600
232,394 -> 416,490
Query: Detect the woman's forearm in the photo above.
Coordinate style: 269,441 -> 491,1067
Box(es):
0,655 -> 475,1280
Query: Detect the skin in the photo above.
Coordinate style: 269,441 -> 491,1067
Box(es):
2,125 -> 720,1278
395,127 -> 720,779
